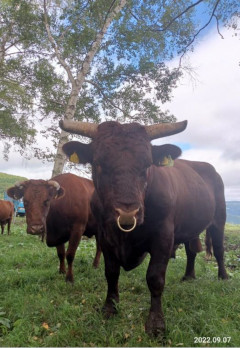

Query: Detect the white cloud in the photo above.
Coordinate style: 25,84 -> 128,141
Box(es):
1,27 -> 239,200
0,119 -> 55,180
153,27 -> 240,200
0,148 -> 53,180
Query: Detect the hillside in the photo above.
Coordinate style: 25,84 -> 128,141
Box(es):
226,201 -> 240,224
1,172 -> 240,224
0,172 -> 28,199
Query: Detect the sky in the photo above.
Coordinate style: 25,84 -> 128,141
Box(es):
0,26 -> 240,201
153,26 -> 240,201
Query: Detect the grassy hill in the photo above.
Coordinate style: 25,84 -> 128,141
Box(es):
226,201 -> 240,224
0,221 -> 240,347
0,172 -> 28,199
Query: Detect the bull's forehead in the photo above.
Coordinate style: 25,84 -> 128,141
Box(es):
97,121 -> 147,135
93,121 -> 152,162
24,181 -> 49,200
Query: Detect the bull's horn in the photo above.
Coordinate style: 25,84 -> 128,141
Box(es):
59,119 -> 98,138
145,120 -> 188,140
48,180 -> 60,191
15,181 -> 27,189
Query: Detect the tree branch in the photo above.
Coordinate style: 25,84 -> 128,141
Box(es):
43,0 -> 76,87
179,0 -> 222,67
129,0 -> 205,32
85,78 -> 126,116
214,14 -> 224,39
76,0 -> 127,87
58,0 -> 93,42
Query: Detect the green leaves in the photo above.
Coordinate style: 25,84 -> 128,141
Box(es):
0,308 -> 11,336
1,0 -> 239,167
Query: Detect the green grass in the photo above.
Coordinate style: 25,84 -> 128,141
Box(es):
0,172 -> 28,199
0,220 -> 240,347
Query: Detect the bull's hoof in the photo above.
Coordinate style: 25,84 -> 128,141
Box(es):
59,268 -> 66,274
218,272 -> 229,280
145,312 -> 165,337
181,274 -> 196,281
92,260 -> 99,268
102,303 -> 117,319
65,274 -> 74,283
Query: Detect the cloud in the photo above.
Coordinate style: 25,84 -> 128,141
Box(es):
1,26 -> 239,200
0,149 -> 53,180
153,27 -> 240,200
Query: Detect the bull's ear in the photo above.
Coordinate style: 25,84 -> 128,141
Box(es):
62,141 -> 92,164
7,186 -> 24,200
152,144 -> 182,166
57,187 -> 65,199
48,186 -> 65,200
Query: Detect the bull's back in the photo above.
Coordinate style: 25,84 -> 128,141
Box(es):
0,200 -> 14,220
179,159 -> 224,194
179,158 -> 226,224
147,160 -> 222,243
46,173 -> 94,245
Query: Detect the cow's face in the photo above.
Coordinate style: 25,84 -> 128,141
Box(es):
63,122 -> 181,232
7,180 -> 64,236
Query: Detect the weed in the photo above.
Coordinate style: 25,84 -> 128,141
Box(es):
0,219 -> 240,346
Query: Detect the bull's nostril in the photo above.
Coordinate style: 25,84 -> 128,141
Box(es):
28,225 -> 45,235
115,207 -> 139,220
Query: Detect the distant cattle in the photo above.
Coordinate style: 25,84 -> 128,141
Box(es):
0,200 -> 14,235
60,119 -> 228,337
7,173 -> 101,282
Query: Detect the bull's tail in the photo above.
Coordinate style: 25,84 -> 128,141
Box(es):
205,229 -> 213,259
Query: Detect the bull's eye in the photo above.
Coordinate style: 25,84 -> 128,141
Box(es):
96,165 -> 102,174
140,168 -> 147,178
43,200 -> 50,207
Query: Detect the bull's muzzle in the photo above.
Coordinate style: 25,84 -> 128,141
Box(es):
27,225 -> 45,235
115,208 -> 139,233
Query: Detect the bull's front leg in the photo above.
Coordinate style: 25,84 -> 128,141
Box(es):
102,251 -> 120,318
145,228 -> 174,337
92,238 -> 101,268
182,241 -> 197,281
56,244 -> 66,274
65,224 -> 84,282
7,219 -> 11,235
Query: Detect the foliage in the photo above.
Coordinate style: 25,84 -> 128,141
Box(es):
0,172 -> 27,199
0,1 -> 41,147
0,220 -> 240,346
0,0 -> 67,159
0,0 -> 239,168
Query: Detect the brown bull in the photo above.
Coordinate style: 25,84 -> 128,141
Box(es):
7,173 -> 101,282
0,200 -> 14,235
61,119 -> 228,336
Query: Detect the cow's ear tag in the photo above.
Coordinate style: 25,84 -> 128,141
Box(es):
69,152 -> 80,164
159,155 -> 174,167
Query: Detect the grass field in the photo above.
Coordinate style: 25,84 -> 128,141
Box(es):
0,173 -> 27,199
0,219 -> 240,347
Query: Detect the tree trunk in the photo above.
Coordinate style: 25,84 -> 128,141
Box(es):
51,87 -> 80,177
51,129 -> 69,177
48,0 -> 127,177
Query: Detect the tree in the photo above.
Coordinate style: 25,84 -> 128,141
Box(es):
1,0 -> 239,174
0,0 -> 68,159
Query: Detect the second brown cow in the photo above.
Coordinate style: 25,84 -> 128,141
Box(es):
0,199 -> 14,235
7,173 -> 101,282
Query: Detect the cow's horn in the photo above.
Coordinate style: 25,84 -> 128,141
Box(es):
59,119 -> 98,138
48,180 -> 60,191
15,181 -> 27,189
145,120 -> 188,140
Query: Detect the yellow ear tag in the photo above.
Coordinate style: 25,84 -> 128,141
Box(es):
69,152 -> 80,164
160,155 -> 174,167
